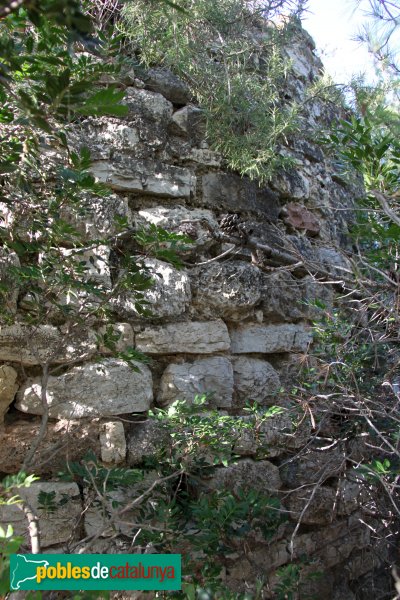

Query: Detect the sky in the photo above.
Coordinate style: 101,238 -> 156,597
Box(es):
301,0 -> 378,84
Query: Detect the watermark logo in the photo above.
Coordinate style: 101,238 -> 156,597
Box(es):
10,554 -> 181,590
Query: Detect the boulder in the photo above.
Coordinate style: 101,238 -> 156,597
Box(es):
286,487 -> 336,525
15,359 -> 153,418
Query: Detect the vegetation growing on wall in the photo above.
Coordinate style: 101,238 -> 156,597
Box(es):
121,0 -> 304,182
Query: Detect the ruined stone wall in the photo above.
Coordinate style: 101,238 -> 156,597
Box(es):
0,25 -> 383,600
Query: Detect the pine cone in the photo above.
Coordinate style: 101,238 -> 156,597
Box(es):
219,213 -> 241,236
176,222 -> 198,240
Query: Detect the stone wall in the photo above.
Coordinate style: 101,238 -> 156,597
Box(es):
0,23 -> 384,600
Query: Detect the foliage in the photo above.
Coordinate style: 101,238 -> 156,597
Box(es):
120,0 -> 303,183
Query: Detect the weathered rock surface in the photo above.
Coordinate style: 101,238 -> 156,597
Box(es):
232,357 -> 281,406
91,157 -> 195,198
136,205 -> 218,251
282,202 -> 320,236
286,487 -> 336,525
233,412 -> 293,457
208,459 -> 282,493
15,359 -> 153,418
138,259 -> 191,319
126,419 -> 171,466
0,324 -> 97,366
0,482 -> 81,547
144,68 -> 191,104
279,446 -> 345,488
98,323 -> 134,355
201,172 -> 281,219
0,365 -> 18,423
230,323 -> 312,354
135,320 -> 230,354
60,193 -> 132,241
158,356 -> 234,407
100,421 -> 126,464
191,261 -> 261,321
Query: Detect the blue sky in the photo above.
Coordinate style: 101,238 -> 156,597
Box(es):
301,0 -> 377,84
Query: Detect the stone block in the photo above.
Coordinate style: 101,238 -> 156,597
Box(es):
230,323 -> 312,354
279,446 -> 344,488
191,261 -> 261,321
0,324 -> 97,366
232,357 -> 281,406
286,486 -> 336,525
144,68 -> 191,104
126,419 -> 171,466
98,323 -> 134,355
158,356 -> 233,407
207,459 -> 282,494
15,359 -> 153,418
135,320 -> 230,354
0,482 -> 81,548
260,271 -> 305,322
90,157 -> 195,199
136,205 -> 218,251
0,365 -> 18,424
60,193 -> 132,241
201,172 -> 280,219
100,421 -> 126,464
233,412 -> 293,457
118,259 -> 191,319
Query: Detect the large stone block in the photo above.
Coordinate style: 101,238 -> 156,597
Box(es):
0,324 -> 97,366
135,320 -> 230,354
230,323 -> 312,354
0,364 -> 18,424
286,487 -> 336,525
260,271 -> 305,322
143,68 -> 191,105
60,193 -> 132,241
232,357 -> 281,406
136,205 -> 218,252
191,261 -> 261,321
0,482 -> 81,548
207,459 -> 282,494
15,359 -> 153,418
233,412 -> 293,457
126,419 -> 171,466
91,157 -> 195,199
279,446 -> 344,488
158,356 -> 233,407
124,87 -> 174,122
117,259 -> 191,319
201,172 -> 280,219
